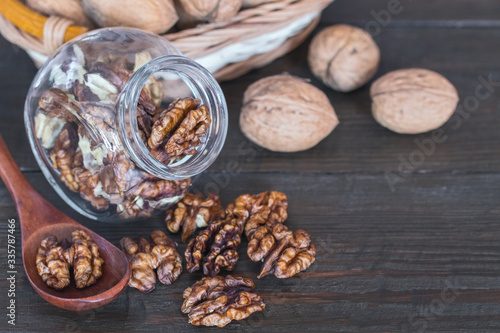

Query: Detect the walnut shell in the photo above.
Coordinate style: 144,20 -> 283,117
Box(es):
240,75 -> 339,152
26,0 -> 92,27
175,0 -> 242,28
370,68 -> 459,134
82,0 -> 178,34
308,24 -> 380,92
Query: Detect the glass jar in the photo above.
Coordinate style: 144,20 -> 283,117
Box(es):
24,28 -> 228,222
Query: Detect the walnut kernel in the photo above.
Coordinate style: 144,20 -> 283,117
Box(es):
120,231 -> 182,293
181,275 -> 265,327
35,230 -> 104,290
165,192 -> 225,242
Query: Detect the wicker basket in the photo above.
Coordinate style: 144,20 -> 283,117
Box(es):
0,0 -> 333,81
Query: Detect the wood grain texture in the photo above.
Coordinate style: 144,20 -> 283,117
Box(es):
1,0 -> 500,331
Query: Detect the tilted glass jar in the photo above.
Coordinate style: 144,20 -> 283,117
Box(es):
24,28 -> 228,222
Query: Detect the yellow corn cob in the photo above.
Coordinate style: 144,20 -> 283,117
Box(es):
0,0 -> 88,42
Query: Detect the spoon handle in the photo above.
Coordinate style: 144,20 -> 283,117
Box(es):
0,135 -> 38,202
0,135 -> 56,239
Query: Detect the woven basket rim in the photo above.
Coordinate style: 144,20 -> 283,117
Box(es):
0,0 -> 332,54
0,0 -> 334,80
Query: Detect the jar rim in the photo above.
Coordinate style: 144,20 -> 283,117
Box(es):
117,55 -> 228,180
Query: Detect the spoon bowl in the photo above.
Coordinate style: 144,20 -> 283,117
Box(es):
0,136 -> 130,311
23,223 -> 130,311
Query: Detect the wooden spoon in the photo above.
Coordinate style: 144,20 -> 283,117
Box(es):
0,136 -> 130,311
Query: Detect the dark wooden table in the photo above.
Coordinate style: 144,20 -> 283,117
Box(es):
1,1 -> 500,332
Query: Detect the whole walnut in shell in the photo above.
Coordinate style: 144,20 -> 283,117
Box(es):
175,0 -> 242,27
370,68 -> 459,134
26,0 -> 92,27
82,0 -> 178,34
240,75 -> 339,152
308,24 -> 380,92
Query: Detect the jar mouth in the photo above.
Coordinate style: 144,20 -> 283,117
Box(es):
117,55 -> 228,180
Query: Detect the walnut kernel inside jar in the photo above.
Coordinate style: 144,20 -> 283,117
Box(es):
26,28 -> 228,221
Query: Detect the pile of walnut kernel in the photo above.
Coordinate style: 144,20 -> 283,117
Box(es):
181,191 -> 316,279
35,46 -> 213,219
121,231 -> 183,293
36,230 -> 104,290
119,190 -> 316,327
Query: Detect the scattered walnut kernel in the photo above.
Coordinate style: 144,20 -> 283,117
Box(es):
35,230 -> 104,290
120,231 -> 182,293
240,75 -> 339,152
308,24 -> 380,92
181,275 -> 265,327
184,192 -> 256,277
243,191 -> 288,241
185,219 -> 242,277
165,192 -> 225,242
370,68 -> 459,134
237,192 -> 316,279
184,191 -> 290,277
256,224 -> 316,279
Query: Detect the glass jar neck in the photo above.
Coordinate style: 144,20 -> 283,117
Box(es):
117,55 -> 227,180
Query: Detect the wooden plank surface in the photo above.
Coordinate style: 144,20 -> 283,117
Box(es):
1,0 -> 500,332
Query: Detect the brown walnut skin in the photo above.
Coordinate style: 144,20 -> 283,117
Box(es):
82,0 -> 178,34
370,68 -> 459,134
181,275 -> 265,327
240,75 -> 339,152
308,24 -> 380,92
